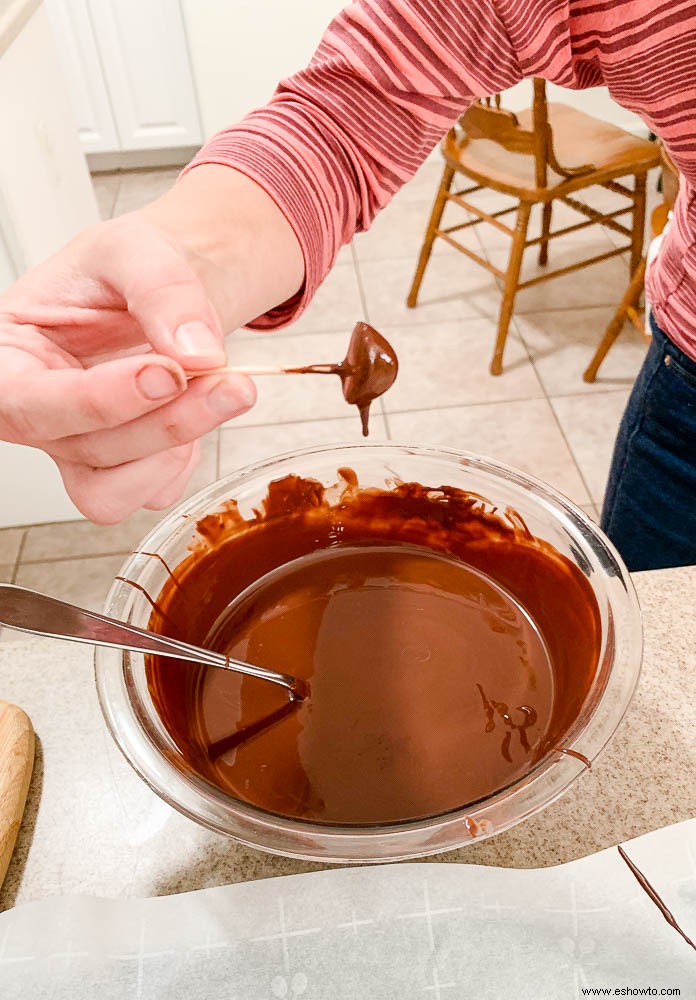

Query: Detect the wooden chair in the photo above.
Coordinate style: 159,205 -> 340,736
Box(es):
407,80 -> 660,375
583,144 -> 680,381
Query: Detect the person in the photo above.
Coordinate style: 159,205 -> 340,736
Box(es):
0,0 -> 693,570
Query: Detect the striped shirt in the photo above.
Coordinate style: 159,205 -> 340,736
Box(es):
186,0 -> 696,360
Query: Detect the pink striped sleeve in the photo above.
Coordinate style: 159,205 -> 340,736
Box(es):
183,0 -> 534,329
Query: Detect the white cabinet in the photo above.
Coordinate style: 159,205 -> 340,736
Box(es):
43,0 -> 118,153
0,3 -> 98,526
45,0 -> 202,154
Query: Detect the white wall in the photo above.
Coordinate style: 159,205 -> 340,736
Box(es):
182,1 -> 647,142
502,82 -> 647,137
181,0 -> 346,139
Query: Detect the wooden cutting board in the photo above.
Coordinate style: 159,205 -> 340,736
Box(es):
0,701 -> 34,890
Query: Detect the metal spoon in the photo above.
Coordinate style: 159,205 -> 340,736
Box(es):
0,584 -> 303,699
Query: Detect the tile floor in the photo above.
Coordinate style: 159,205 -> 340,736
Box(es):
0,162 -> 660,611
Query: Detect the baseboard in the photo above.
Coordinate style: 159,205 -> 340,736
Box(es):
87,146 -> 200,173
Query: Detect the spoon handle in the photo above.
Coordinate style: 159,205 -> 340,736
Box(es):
0,584 -> 298,695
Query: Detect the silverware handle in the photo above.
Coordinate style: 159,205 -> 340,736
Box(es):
0,584 -> 299,696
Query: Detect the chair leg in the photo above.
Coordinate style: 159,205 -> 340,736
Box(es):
490,201 -> 532,376
538,202 -> 553,266
407,166 -> 455,308
583,258 -> 646,382
630,174 -> 647,278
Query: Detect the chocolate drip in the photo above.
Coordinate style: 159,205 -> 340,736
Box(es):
618,845 -> 696,952
553,746 -> 592,769
115,577 -> 178,635
286,322 -> 398,436
138,551 -> 183,591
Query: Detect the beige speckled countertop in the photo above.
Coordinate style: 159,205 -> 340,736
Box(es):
0,565 -> 694,910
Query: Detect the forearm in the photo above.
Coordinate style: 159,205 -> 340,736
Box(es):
142,165 -> 305,336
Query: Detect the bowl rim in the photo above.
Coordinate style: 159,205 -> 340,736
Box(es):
95,442 -> 643,860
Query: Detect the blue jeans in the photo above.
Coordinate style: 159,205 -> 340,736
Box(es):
601,314 -> 696,571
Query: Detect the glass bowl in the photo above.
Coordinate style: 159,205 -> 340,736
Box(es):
95,444 -> 642,862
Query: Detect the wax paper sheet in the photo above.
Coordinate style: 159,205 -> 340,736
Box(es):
1,818 -> 695,999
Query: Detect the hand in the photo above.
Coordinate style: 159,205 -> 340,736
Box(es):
0,167 -> 304,523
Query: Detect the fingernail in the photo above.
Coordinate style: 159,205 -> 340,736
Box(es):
174,321 -> 224,361
136,365 -> 185,401
208,376 -> 256,418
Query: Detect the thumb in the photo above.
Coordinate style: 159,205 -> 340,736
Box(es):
86,215 -> 228,371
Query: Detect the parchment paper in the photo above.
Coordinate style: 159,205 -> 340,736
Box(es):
1,818 -> 694,999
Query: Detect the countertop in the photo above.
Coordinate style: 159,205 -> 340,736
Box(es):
0,565 -> 694,910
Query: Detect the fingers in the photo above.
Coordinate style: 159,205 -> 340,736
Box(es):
143,440 -> 201,511
56,443 -> 198,524
45,373 -> 256,467
0,349 -> 188,444
87,217 -> 228,370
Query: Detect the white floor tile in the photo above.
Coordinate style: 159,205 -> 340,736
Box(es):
550,390 -> 630,505
281,263 -> 364,337
475,200 -> 615,255
388,398 -> 590,504
487,242 -> 630,313
219,414 -> 388,478
359,249 -> 499,330
91,173 -> 120,220
112,169 -> 179,215
354,196 -> 481,264
15,554 -> 128,613
379,318 -> 543,412
514,308 -> 648,396
0,528 -> 24,566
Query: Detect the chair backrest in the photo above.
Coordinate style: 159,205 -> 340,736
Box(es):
459,79 -> 590,190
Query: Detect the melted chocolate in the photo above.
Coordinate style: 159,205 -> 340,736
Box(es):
286,323 -> 398,436
553,746 -> 592,769
618,846 -> 696,952
146,472 -> 601,826
340,322 -> 398,435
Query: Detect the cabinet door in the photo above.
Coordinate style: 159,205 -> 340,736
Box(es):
44,0 -> 120,153
88,0 -> 202,150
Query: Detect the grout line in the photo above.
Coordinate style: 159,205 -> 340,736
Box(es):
379,397 -> 392,439
510,314 -> 638,398
10,530 -> 28,585
545,395 -> 597,507
461,274 -> 599,507
221,412 -> 379,431
511,309 -> 600,507
546,386 -> 631,401
107,178 -> 120,219
383,393 -> 551,420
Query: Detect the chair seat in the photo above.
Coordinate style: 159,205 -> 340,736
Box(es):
443,103 -> 659,198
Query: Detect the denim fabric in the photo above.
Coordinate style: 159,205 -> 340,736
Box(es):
601,314 -> 696,571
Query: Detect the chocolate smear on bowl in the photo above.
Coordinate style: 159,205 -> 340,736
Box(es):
145,471 -> 601,826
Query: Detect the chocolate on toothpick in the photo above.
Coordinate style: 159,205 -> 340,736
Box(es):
339,322 -> 399,436
190,322 -> 398,436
